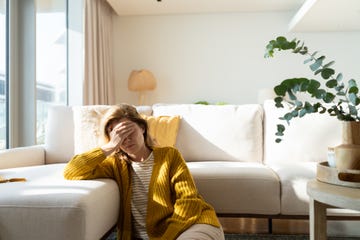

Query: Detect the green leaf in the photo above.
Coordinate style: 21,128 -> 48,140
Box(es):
291,110 -> 298,117
283,113 -> 293,122
348,79 -> 359,94
349,105 -> 358,116
323,61 -> 335,68
319,107 -> 326,114
274,96 -> 282,103
336,73 -> 343,82
276,36 -> 287,43
335,83 -> 345,92
349,87 -> 358,94
321,68 -> 335,79
326,79 -> 338,88
348,79 -> 358,88
304,102 -> 315,112
274,85 -> 287,96
310,56 -> 325,71
349,93 -> 358,105
314,89 -> 326,99
274,97 -> 284,108
277,124 -> 285,133
299,48 -> 308,55
323,92 -> 335,103
275,138 -> 282,143
314,69 -> 322,75
307,80 -> 321,94
195,101 -> 209,105
299,108 -> 307,117
287,90 -> 297,100
299,79 -> 310,91
311,51 -> 318,57
304,58 -> 313,64
294,100 -> 303,107
310,60 -> 322,71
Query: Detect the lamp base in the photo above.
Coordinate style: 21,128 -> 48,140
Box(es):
138,91 -> 146,106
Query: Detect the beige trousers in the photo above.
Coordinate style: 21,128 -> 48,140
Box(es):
176,224 -> 225,240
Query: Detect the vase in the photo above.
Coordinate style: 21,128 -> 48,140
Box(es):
334,121 -> 360,172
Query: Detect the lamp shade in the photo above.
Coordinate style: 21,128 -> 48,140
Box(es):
128,70 -> 157,92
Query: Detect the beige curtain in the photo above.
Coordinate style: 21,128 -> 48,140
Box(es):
83,0 -> 115,105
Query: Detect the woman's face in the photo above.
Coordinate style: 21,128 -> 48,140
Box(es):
106,118 -> 145,155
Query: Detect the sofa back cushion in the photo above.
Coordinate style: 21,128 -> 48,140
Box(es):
73,105 -> 111,154
45,105 -> 75,164
263,100 -> 342,164
152,104 -> 264,162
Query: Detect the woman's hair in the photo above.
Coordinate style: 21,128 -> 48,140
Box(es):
100,104 -> 155,157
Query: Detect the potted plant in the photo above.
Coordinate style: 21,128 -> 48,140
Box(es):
264,36 -> 360,172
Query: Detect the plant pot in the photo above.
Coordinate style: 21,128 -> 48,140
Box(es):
334,121 -> 360,172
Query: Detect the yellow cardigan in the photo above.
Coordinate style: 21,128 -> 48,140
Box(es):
63,146 -> 220,240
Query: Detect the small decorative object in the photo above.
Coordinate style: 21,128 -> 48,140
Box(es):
0,176 -> 27,183
128,69 -> 157,105
264,36 -> 360,173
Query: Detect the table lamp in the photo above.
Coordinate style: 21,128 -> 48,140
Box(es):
128,69 -> 157,105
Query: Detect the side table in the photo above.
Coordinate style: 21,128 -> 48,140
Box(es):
307,179 -> 360,240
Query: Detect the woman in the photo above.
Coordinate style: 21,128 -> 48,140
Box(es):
63,104 -> 224,240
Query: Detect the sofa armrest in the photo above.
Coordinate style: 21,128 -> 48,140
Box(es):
0,145 -> 45,169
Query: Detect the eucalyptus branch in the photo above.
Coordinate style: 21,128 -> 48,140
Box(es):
264,36 -> 360,143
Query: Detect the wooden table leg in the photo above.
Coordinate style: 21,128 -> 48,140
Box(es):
309,197 -> 327,240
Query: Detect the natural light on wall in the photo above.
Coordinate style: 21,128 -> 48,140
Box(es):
0,0 -> 6,149
36,0 -> 67,144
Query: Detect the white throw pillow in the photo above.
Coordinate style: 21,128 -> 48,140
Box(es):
73,105 -> 111,154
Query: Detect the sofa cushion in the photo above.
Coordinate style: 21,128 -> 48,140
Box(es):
45,105 -> 75,164
263,100 -> 342,164
187,161 -> 280,214
0,164 -> 119,240
152,104 -> 264,162
142,115 -> 181,147
73,105 -> 111,155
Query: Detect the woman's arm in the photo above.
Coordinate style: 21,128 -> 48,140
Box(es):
63,147 -> 115,180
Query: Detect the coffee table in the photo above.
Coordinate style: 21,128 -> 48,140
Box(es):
307,179 -> 360,240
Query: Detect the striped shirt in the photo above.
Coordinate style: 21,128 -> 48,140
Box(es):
131,152 -> 154,240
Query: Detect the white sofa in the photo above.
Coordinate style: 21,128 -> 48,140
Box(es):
0,101 -> 359,240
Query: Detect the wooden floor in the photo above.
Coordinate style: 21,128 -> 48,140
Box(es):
219,217 -> 309,234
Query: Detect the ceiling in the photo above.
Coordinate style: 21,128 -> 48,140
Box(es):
106,0 -> 305,16
106,0 -> 360,32
289,0 -> 360,32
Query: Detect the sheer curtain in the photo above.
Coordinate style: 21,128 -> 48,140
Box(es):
83,0 -> 115,105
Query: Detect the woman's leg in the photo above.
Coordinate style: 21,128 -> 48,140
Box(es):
176,224 -> 225,240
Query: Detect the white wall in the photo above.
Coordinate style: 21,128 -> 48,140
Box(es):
112,11 -> 360,105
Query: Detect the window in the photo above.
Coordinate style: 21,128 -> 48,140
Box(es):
0,0 -> 7,149
2,0 -> 82,148
36,0 -> 67,144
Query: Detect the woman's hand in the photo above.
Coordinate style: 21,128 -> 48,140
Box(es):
101,121 -> 134,156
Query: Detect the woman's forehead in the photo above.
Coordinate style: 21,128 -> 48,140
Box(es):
109,117 -> 129,125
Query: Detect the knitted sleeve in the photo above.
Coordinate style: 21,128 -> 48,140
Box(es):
63,147 -> 115,180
